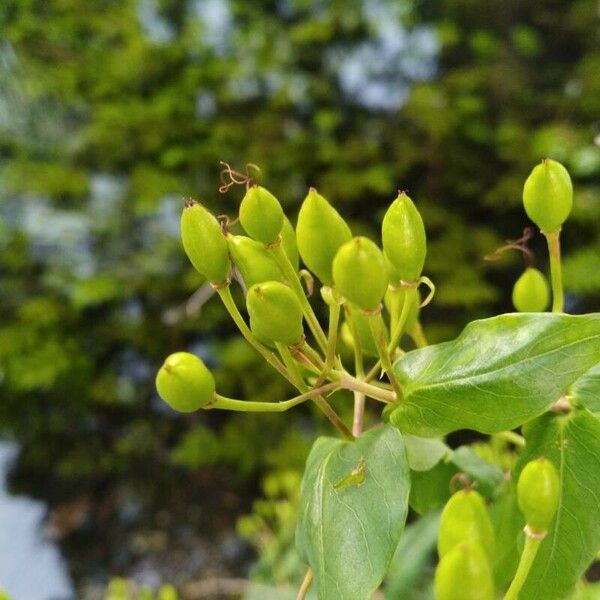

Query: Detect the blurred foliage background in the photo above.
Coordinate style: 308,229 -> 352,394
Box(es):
0,0 -> 599,597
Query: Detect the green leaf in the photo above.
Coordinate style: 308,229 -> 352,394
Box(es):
451,446 -> 504,498
296,425 -> 409,600
489,480 -> 523,588
408,445 -> 503,514
390,313 -> 600,436
409,460 -> 457,515
385,511 -> 440,599
569,362 -> 600,416
404,435 -> 450,471
515,409 -> 600,600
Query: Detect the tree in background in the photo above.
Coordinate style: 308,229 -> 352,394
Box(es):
0,0 -> 598,590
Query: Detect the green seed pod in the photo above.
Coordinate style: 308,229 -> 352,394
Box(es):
239,185 -> 284,244
517,457 -> 560,534
227,234 -> 283,288
155,352 -> 215,413
340,309 -> 383,358
381,192 -> 427,282
281,216 -> 300,270
438,489 -> 495,562
384,252 -> 403,285
181,201 -> 230,284
434,541 -> 495,600
512,267 -> 550,312
384,286 -> 420,331
522,158 -> 573,233
332,237 -> 388,311
246,281 -> 304,346
296,188 -> 352,284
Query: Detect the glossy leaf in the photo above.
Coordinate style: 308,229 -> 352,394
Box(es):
296,425 -> 409,600
404,435 -> 450,471
569,362 -> 600,416
385,511 -> 440,599
514,410 -> 600,600
390,313 -> 600,436
489,480 -> 523,588
451,447 -> 503,498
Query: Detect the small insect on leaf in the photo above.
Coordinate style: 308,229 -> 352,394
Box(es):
334,458 -> 367,489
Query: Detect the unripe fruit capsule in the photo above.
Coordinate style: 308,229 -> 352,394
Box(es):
382,192 -> 427,282
246,281 -> 304,346
434,541 -> 495,600
296,188 -> 352,285
384,286 -> 420,331
340,310 -> 383,358
227,234 -> 283,288
332,236 -> 388,311
522,158 -> 573,233
517,456 -> 560,534
438,489 -> 495,562
181,201 -> 230,284
512,267 -> 550,312
239,185 -> 284,244
156,352 -> 215,412
281,216 -> 300,270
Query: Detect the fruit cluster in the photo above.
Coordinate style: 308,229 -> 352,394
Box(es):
155,158 -> 573,421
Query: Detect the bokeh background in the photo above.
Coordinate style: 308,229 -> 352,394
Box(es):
0,0 -> 599,598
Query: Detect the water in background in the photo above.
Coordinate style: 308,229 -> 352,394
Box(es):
0,442 -> 74,600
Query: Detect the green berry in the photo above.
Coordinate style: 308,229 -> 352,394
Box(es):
438,489 -> 495,562
239,185 -> 284,244
296,188 -> 352,285
181,201 -> 230,284
227,234 -> 283,288
523,158 -> 573,233
246,281 -> 304,346
434,541 -> 495,600
281,216 -> 300,270
156,352 -> 215,412
512,267 -> 550,312
517,457 -> 560,534
332,236 -> 388,311
381,192 -> 427,282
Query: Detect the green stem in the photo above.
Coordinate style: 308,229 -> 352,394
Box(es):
278,343 -> 353,440
409,321 -> 429,348
339,374 -> 396,403
210,383 -> 340,412
367,311 -> 404,400
364,288 -> 413,383
544,230 -> 564,313
345,304 -> 364,378
504,532 -> 543,600
495,430 -> 526,447
217,286 -> 292,384
276,343 -> 305,388
325,301 -> 341,372
301,341 -> 328,372
269,241 -> 329,352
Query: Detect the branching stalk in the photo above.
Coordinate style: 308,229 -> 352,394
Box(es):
503,528 -> 544,600
269,241 -> 328,352
544,230 -> 564,312
217,286 -> 292,384
210,383 -> 340,412
367,310 -> 404,400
